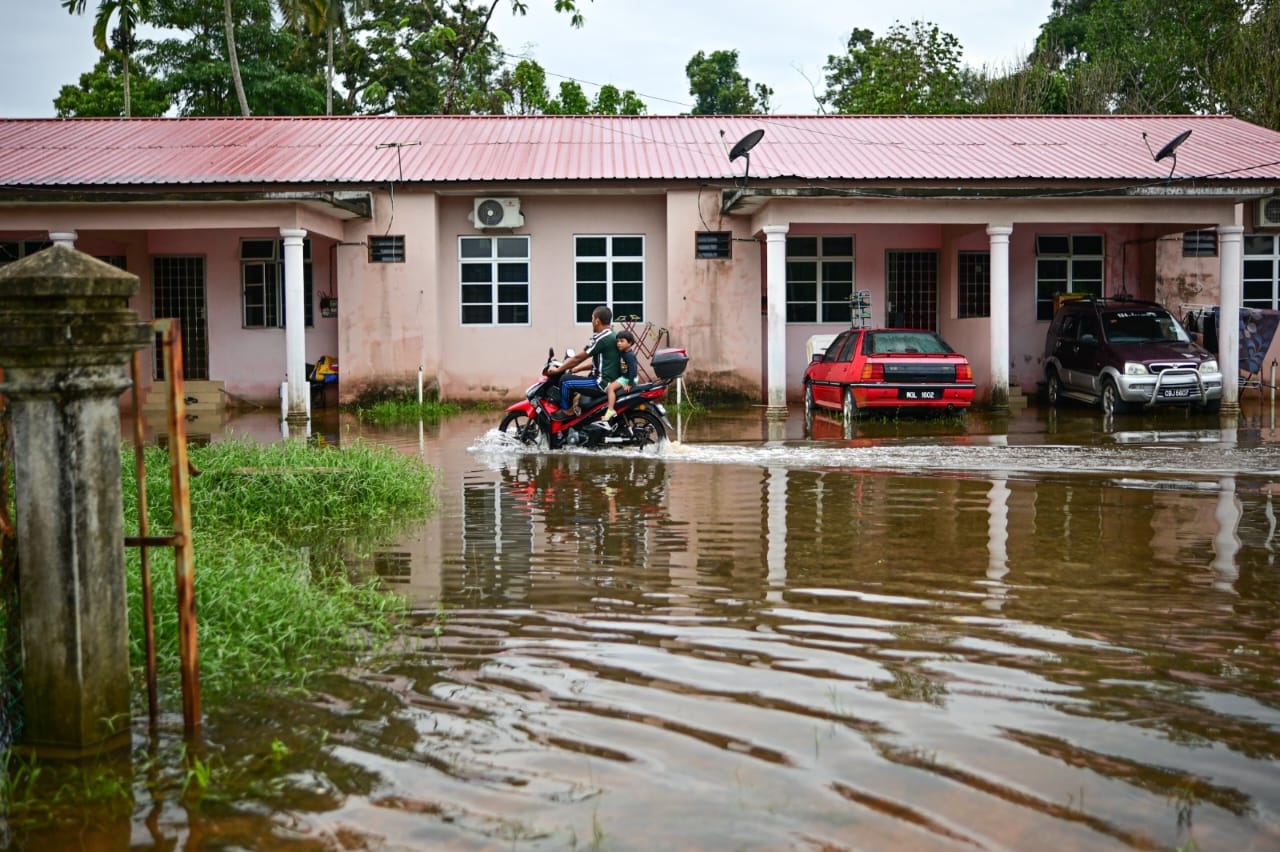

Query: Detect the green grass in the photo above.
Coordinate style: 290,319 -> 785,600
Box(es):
121,438 -> 438,697
354,398 -> 462,426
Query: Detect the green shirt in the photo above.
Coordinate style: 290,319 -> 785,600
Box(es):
585,328 -> 622,383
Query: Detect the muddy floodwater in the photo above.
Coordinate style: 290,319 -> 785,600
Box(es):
27,404 -> 1280,849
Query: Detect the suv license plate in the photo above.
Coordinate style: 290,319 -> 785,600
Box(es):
899,388 -> 940,400
1160,387 -> 1194,398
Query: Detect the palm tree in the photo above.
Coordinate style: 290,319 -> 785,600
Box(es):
224,0 -> 251,116
278,0 -> 365,115
62,0 -> 154,118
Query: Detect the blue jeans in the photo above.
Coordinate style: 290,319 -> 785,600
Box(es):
560,376 -> 604,410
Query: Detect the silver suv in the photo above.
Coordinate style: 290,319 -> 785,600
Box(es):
1043,298 -> 1222,415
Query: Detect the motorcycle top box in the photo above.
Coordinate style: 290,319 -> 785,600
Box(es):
651,348 -> 689,380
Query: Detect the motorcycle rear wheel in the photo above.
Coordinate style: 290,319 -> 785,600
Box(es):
621,409 -> 666,451
498,411 -> 547,448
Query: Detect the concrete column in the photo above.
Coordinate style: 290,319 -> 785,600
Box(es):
1219,224 -> 1244,413
281,228 -> 308,424
986,226 -> 1012,412
762,224 -> 789,414
0,245 -> 151,757
49,231 -> 78,248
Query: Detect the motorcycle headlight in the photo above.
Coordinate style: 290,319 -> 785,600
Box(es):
1123,362 -> 1149,376
1199,359 -> 1219,374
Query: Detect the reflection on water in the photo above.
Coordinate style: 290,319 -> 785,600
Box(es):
24,406 -> 1280,849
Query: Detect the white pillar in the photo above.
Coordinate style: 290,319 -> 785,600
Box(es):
986,225 -> 1012,411
49,231 -> 78,248
281,228 -> 308,422
762,224 -> 789,413
1219,224 -> 1244,412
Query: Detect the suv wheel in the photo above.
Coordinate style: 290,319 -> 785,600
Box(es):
1100,378 -> 1133,416
1046,372 -> 1063,407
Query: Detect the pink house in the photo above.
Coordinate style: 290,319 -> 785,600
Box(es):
1,114 -> 1278,418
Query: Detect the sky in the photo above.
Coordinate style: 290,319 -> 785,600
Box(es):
2,0 -> 1054,118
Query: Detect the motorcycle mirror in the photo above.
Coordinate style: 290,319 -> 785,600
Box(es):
547,346 -> 554,359
565,349 -> 576,358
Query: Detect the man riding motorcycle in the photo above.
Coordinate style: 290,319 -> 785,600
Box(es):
545,305 -> 621,420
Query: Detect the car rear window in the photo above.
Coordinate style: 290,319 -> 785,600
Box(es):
864,331 -> 954,355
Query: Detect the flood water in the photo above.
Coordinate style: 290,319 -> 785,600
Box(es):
22,403 -> 1280,849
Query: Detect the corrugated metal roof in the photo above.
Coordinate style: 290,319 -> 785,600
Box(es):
0,114 -> 1278,187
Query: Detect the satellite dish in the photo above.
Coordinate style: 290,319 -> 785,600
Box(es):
1154,129 -> 1191,162
729,128 -> 765,163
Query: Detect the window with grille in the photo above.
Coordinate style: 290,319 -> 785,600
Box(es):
368,235 -> 405,263
785,235 -> 855,323
695,231 -> 732,259
240,238 -> 313,329
957,251 -> 990,319
886,250 -> 938,329
575,235 -> 644,323
1183,230 -> 1218,257
460,235 -> 530,325
1035,234 -> 1103,320
0,239 -> 52,265
1244,234 -> 1280,310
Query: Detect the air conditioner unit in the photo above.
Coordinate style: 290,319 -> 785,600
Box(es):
1258,196 -> 1280,229
473,197 -> 524,229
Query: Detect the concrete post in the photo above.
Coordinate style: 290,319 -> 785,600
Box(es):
762,224 -> 789,415
281,228 -> 309,425
1219,224 -> 1244,413
0,245 -> 151,757
986,225 -> 1012,412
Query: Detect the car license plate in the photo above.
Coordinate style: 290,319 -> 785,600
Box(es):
1160,387 -> 1194,398
899,388 -> 940,400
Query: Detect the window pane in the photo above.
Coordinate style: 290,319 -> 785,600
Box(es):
576,261 -> 607,282
0,242 -> 19,263
575,303 -> 595,323
786,261 -> 817,282
613,261 -> 643,282
241,239 -> 275,260
614,303 -> 643,321
1244,235 -> 1276,255
787,304 -> 817,322
1037,235 -> 1070,255
576,282 -> 607,303
497,284 -> 528,303
461,264 -> 492,283
1037,258 -> 1068,280
614,282 -> 644,302
1072,234 -> 1103,255
822,260 -> 853,283
612,236 -> 643,256
576,236 -> 608,256
497,263 -> 528,283
496,237 -> 529,258
459,237 -> 492,258
1244,259 -> 1273,278
821,280 -> 853,303
461,284 -> 492,302
822,236 -> 853,256
1073,259 -> 1103,280
786,236 -> 817,257
497,304 -> 529,324
461,305 -> 492,324
787,281 -> 817,302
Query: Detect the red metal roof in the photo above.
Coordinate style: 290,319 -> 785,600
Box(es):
0,114 -> 1278,187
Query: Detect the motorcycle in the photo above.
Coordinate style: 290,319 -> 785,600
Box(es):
498,345 -> 689,451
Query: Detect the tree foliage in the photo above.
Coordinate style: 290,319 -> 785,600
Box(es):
685,50 -> 772,115
504,58 -> 646,115
54,53 -> 169,118
821,21 -> 976,114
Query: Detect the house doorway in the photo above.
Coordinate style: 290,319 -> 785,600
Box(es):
152,256 -> 209,380
886,250 -> 939,330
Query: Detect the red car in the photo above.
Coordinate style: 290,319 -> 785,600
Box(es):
803,328 -> 976,419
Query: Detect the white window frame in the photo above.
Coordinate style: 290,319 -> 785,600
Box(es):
1035,234 -> 1103,320
573,235 -> 645,324
1244,234 -> 1280,310
785,235 -> 856,324
240,238 -> 313,329
459,235 -> 531,326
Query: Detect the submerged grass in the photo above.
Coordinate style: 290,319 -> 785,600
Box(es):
122,438 -> 437,697
354,398 -> 462,426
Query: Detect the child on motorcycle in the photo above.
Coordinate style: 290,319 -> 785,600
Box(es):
602,330 -> 639,422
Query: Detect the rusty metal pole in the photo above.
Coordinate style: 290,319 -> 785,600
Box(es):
161,320 -> 201,734
130,350 -> 160,730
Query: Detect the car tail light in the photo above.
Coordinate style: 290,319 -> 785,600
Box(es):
955,363 -> 973,381
861,363 -> 884,381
